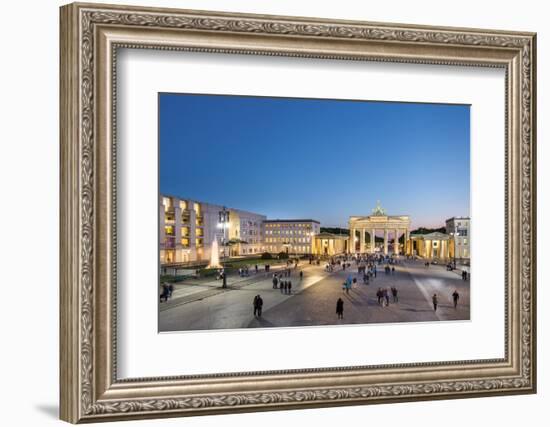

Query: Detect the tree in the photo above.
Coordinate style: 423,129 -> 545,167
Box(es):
320,227 -> 349,235
410,226 -> 446,235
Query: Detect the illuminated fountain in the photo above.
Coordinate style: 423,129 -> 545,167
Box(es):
207,238 -> 222,269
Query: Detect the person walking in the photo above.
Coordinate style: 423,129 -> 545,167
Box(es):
256,295 -> 263,317
160,283 -> 170,302
299,270 -> 303,280
452,290 -> 460,308
377,288 -> 383,305
288,281 -> 292,294
272,275 -> 278,289
336,298 -> 344,319
391,286 -> 398,303
432,293 -> 438,311
253,295 -> 259,316
280,281 -> 284,294
384,288 -> 390,306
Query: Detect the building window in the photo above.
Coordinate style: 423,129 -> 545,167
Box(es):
163,197 -> 171,211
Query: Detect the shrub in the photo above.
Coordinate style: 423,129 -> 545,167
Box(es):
260,252 -> 273,260
198,268 -> 222,278
278,251 -> 289,259
159,275 -> 189,283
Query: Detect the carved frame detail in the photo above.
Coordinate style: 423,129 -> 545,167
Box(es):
60,2 -> 536,423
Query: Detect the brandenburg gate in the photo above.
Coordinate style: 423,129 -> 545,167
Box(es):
348,202 -> 411,255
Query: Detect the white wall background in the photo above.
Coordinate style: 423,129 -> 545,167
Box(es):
0,0 -> 546,425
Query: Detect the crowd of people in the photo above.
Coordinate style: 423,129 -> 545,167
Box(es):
163,252 -> 466,322
375,286 -> 399,306
329,253 -> 464,319
271,266 -> 302,295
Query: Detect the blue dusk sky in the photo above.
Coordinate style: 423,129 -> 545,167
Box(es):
159,93 -> 470,229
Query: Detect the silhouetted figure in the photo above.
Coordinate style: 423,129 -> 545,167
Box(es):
253,294 -> 263,317
336,298 -> 344,319
452,290 -> 460,308
391,286 -> 398,302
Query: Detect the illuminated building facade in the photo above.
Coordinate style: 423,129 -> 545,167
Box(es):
406,232 -> 454,261
160,195 -> 266,264
313,232 -> 349,256
263,219 -> 320,255
348,202 -> 411,255
445,216 -> 471,260
160,195 -> 466,265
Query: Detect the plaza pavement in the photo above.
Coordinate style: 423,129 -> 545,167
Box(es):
159,262 -> 317,313
159,262 -> 330,331
158,258 -> 470,332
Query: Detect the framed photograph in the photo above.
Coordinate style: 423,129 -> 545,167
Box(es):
60,2 -> 537,423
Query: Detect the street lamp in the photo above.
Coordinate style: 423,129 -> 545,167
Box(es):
450,232 -> 456,269
218,207 -> 230,288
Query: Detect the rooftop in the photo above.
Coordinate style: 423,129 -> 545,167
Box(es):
314,232 -> 349,240
160,193 -> 266,218
410,231 -> 451,240
264,219 -> 321,224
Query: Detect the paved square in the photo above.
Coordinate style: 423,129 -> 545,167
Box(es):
159,258 -> 470,332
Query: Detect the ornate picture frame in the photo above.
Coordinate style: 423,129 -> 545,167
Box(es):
60,2 -> 536,423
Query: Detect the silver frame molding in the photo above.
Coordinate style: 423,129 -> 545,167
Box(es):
60,2 -> 537,423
